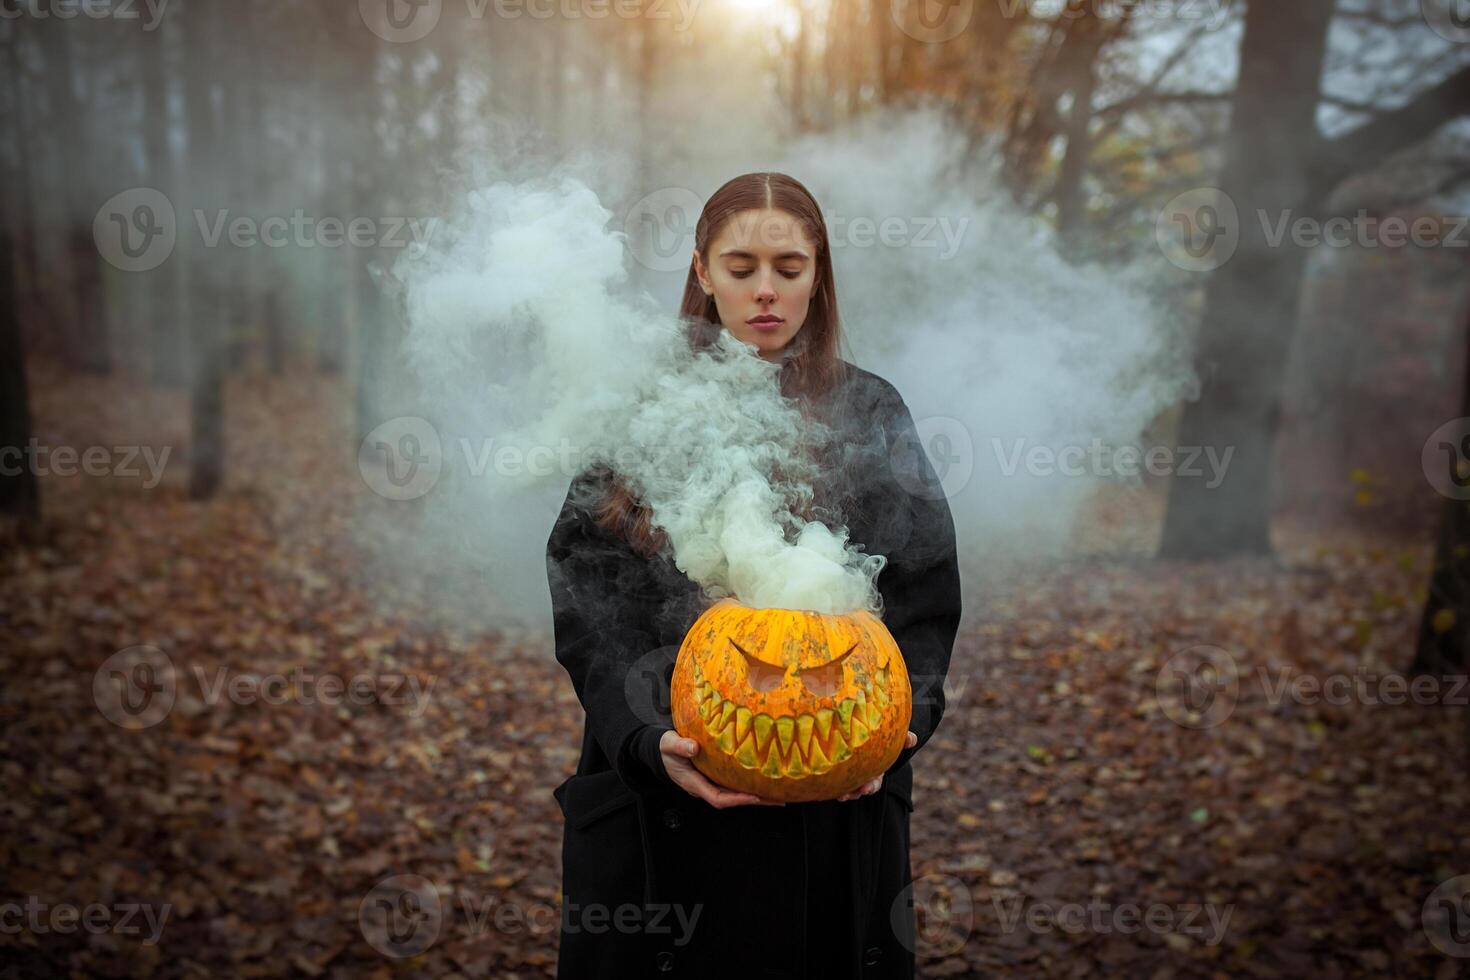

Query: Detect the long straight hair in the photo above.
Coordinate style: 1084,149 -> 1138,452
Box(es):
595,172 -> 853,558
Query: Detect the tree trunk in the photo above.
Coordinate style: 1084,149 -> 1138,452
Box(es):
183,0 -> 226,499
1412,290 -> 1470,675
6,39 -> 45,347
41,22 -> 109,375
1054,16 -> 1109,243
141,22 -> 186,387
0,202 -> 40,523
1157,0 -> 1336,559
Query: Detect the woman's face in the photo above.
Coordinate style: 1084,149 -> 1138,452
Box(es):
693,208 -> 817,362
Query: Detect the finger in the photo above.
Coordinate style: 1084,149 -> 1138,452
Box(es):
693,771 -> 781,808
905,731 -> 918,748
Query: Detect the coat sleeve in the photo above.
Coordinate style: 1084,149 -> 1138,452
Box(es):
870,391 -> 963,775
546,472 -> 675,796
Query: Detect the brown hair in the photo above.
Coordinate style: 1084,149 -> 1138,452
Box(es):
595,172 -> 853,559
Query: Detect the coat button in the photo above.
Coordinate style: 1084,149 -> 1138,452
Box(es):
656,950 -> 675,971
864,946 -> 883,966
661,808 -> 683,830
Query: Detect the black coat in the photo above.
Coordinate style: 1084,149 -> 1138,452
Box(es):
546,359 -> 963,980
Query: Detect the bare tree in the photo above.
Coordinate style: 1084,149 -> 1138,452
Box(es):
1160,0 -> 1470,559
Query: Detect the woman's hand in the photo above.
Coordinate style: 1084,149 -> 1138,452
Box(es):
835,731 -> 918,801
658,731 -> 786,808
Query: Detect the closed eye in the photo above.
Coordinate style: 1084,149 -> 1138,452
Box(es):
797,643 -> 858,697
730,639 -> 786,693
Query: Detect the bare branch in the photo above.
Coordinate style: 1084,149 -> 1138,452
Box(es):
1316,63 -> 1470,186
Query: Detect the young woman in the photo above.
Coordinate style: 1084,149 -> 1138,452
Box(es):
547,172 -> 962,979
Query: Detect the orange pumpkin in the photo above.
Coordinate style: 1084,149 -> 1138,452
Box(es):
669,598 -> 912,802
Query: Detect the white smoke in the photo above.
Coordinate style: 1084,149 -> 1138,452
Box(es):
366,105 -> 1195,631
395,176 -> 884,616
774,108 -> 1197,566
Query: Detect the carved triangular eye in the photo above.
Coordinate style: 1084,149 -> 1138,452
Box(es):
797,642 -> 857,697
730,639 -> 786,693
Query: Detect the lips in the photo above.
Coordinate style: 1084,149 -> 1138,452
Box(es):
690,657 -> 893,779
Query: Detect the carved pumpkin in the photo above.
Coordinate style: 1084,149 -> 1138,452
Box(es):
669,598 -> 912,802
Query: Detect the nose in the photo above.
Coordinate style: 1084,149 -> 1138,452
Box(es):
755,273 -> 777,303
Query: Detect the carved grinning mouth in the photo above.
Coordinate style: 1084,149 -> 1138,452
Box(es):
690,656 -> 894,779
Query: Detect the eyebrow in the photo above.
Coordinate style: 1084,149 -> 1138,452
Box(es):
718,249 -> 811,261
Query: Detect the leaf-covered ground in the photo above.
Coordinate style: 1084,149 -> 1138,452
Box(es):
2,363 -> 1467,978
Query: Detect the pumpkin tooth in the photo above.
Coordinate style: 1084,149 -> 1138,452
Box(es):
718,701 -> 737,731
776,717 -> 795,756
875,666 -> 888,691
837,699 -> 855,737
829,726 -> 853,762
849,713 -> 870,747
796,714 -> 815,759
760,742 -> 783,777
856,686 -> 866,708
754,714 -> 774,753
735,706 -> 752,744
807,737 -> 833,774
734,731 -> 758,768
783,745 -> 810,777
866,701 -> 883,729
814,707 -> 834,744
716,721 -> 737,754
871,679 -> 889,708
